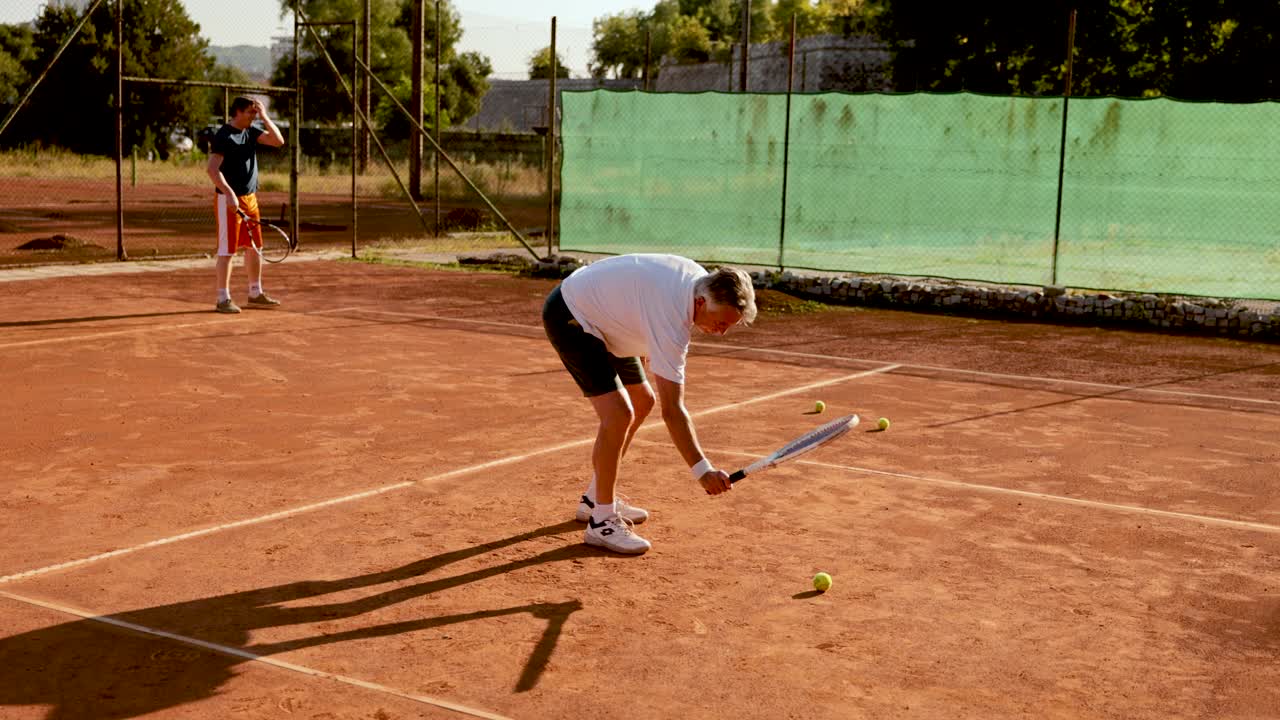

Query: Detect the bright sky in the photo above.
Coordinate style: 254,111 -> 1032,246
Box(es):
0,1 -> 652,78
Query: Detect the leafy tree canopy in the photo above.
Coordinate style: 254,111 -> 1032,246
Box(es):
590,0 -> 875,78
878,0 -> 1279,99
5,0 -> 213,154
273,0 -> 490,140
0,24 -> 35,106
529,46 -> 570,79
589,0 -> 1278,99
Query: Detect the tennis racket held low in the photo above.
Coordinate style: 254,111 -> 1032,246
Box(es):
728,414 -> 859,483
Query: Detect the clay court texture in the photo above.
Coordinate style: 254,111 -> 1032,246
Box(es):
1,257 -> 1278,719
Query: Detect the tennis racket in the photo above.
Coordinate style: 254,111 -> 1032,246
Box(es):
236,210 -> 295,263
729,414 -> 860,483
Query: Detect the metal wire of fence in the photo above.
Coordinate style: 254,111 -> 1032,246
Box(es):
560,89 -> 1280,300
7,3 -> 1277,301
0,4 -> 567,267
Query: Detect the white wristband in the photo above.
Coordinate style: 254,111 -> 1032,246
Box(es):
690,457 -> 714,479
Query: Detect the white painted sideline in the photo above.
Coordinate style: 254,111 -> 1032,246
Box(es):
0,590 -> 511,720
681,442 -> 1280,535
0,306 -> 362,351
0,367 -> 894,585
0,481 -> 416,584
0,251 -> 345,283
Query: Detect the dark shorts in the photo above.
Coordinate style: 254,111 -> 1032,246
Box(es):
542,284 -> 646,397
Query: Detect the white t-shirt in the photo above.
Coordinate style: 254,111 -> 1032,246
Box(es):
560,254 -> 707,384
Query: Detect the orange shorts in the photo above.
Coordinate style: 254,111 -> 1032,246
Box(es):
214,192 -> 263,256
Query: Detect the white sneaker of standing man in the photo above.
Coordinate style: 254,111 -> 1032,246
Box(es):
584,513 -> 652,555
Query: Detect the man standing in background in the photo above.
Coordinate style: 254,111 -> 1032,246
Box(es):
206,96 -> 286,314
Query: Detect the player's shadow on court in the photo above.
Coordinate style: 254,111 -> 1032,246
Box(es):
0,310 -> 210,328
0,520 -> 616,719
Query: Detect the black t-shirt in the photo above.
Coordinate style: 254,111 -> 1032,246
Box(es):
212,124 -> 265,196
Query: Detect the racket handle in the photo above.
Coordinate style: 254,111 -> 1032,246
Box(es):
729,469 -> 745,484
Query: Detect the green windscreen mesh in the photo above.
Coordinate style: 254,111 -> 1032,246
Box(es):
783,93 -> 1061,283
559,91 -> 787,266
560,90 -> 1280,299
1058,98 -> 1280,297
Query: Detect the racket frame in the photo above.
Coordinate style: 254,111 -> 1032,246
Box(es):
728,414 -> 860,483
236,209 -> 295,263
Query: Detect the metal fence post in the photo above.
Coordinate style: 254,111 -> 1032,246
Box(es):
434,0 -> 442,236
352,25 -> 358,259
115,0 -> 125,260
739,0 -> 751,92
546,16 -> 558,257
778,14 -> 796,271
1051,9 -> 1077,286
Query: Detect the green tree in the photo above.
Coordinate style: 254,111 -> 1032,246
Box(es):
590,11 -> 646,79
770,0 -> 826,41
682,0 -> 736,45
0,24 -> 34,107
273,0 -> 489,140
817,0 -> 882,37
204,63 -> 251,120
11,0 -> 212,154
876,0 -> 1279,100
744,0 -> 775,43
590,0 -> 722,78
528,46 -> 570,79
665,14 -> 714,62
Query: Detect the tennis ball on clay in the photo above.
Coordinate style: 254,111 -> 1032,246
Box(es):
877,417 -> 891,431
814,400 -> 826,413
813,572 -> 833,592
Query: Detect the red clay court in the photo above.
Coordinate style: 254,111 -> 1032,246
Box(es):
1,258 -> 1277,719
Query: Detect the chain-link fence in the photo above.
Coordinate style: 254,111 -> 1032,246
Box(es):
560,90 -> 1280,299
0,2 -> 563,267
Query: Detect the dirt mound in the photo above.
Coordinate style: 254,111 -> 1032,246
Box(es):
16,234 -> 104,251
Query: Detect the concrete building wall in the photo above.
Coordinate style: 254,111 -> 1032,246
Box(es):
459,78 -> 642,134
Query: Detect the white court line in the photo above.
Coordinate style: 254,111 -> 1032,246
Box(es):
688,443 -> 1280,534
0,367 -> 893,585
0,481 -> 416,584
698,341 -> 1280,407
344,308 -> 1280,408
0,306 -> 362,350
0,591 -> 511,720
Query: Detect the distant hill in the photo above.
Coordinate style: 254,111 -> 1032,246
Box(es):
209,45 -> 273,82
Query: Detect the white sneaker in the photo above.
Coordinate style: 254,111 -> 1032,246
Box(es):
575,495 -> 649,524
584,514 -> 651,555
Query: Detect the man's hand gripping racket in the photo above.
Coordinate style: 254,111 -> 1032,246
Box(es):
729,414 -> 860,484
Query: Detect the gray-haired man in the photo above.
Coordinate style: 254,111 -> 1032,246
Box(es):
542,254 -> 758,554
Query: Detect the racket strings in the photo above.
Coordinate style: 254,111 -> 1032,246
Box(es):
775,415 -> 856,458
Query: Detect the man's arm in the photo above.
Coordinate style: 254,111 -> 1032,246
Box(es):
205,153 -> 241,210
254,101 -> 285,148
654,374 -> 732,495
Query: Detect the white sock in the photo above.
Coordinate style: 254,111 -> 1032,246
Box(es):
217,288 -> 230,303
590,501 -> 615,523
585,473 -> 597,502
249,282 -> 262,297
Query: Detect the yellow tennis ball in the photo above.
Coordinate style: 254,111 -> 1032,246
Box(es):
814,400 -> 826,413
877,417 -> 890,430
813,572 -> 832,592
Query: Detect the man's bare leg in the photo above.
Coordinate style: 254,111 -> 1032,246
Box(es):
588,390 -> 634,506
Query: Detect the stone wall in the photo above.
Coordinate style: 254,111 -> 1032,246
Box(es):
751,272 -> 1280,340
